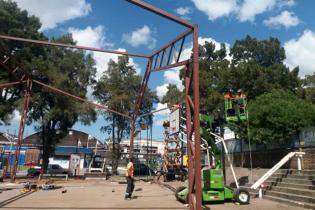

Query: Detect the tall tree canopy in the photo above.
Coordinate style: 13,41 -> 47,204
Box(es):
0,0 -> 45,125
248,89 -> 315,144
93,56 -> 158,173
161,84 -> 184,108
0,1 -> 97,171
230,36 -> 285,67
164,36 -> 313,144
229,36 -> 300,100
27,35 -> 97,171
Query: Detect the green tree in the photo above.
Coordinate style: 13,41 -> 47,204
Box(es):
27,35 -> 97,172
0,0 -> 45,125
230,36 -> 285,67
229,36 -> 300,100
298,73 -> 315,104
248,89 -> 315,144
93,56 -> 157,174
161,84 -> 184,108
196,41 -> 230,131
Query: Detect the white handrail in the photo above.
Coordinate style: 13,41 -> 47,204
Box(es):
250,151 -> 305,190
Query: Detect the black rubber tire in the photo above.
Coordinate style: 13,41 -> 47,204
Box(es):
175,186 -> 187,203
233,188 -> 250,205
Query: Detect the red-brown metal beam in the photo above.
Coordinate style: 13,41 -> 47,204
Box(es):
150,28 -> 192,58
32,80 -> 131,119
11,79 -> 32,182
184,63 -> 195,208
129,57 -> 153,159
177,36 -> 186,63
192,26 -> 202,210
0,58 -> 26,82
151,59 -> 190,72
0,81 -> 25,89
0,35 -> 149,58
138,107 -> 169,118
127,0 -> 194,29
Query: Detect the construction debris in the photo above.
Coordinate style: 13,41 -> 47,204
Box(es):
20,182 -> 38,193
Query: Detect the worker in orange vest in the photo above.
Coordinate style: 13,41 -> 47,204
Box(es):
224,89 -> 235,99
125,157 -> 135,200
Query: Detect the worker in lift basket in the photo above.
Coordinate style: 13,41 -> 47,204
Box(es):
125,157 -> 135,200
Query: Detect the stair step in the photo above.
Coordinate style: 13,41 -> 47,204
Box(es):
266,190 -> 315,204
269,186 -> 315,197
264,195 -> 315,209
283,177 -> 315,185
280,182 -> 315,190
272,173 -> 315,180
266,181 -> 315,190
268,177 -> 315,185
289,175 -> 315,179
278,169 -> 315,176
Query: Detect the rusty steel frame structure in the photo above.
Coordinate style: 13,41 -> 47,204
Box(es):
0,1 -> 201,209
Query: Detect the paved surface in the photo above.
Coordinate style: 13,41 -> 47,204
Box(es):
204,199 -> 307,210
0,180 -> 308,210
160,180 -> 307,210
0,180 -> 186,210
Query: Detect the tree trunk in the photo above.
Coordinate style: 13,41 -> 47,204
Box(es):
42,130 -> 49,174
111,116 -> 118,175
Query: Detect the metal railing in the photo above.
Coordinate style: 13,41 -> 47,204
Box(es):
250,151 -> 305,190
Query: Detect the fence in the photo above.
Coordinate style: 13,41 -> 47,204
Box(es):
224,126 -> 315,169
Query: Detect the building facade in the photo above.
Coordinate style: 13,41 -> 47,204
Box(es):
0,130 -> 104,172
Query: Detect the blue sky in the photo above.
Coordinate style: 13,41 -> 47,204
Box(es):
2,0 -> 315,141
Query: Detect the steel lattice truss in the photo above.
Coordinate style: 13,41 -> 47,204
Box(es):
0,1 -> 202,209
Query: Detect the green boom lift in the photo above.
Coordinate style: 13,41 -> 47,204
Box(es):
175,91 -> 250,205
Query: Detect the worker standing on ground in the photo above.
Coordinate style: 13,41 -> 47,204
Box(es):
125,157 -> 135,200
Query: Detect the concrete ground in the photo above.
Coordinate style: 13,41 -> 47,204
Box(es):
0,179 -> 308,210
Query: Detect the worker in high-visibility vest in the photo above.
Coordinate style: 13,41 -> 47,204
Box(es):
125,157 -> 135,200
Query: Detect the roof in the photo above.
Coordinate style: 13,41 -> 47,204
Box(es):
22,129 -> 104,148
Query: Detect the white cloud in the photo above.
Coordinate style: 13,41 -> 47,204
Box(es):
238,0 -> 276,22
155,69 -> 183,100
264,10 -> 300,29
190,0 -> 296,23
12,110 -> 21,123
122,25 -> 157,49
69,26 -> 141,80
68,26 -> 113,48
164,70 -> 184,90
156,84 -> 169,100
284,30 -> 315,76
153,103 -> 170,126
175,7 -> 193,20
154,103 -> 170,116
13,0 -> 91,31
279,0 -> 295,8
191,0 -> 237,21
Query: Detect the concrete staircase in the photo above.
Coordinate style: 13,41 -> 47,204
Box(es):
262,169 -> 315,209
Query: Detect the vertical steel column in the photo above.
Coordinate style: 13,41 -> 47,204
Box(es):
192,25 -> 202,210
185,25 -> 201,210
129,121 -> 135,159
129,58 -> 152,160
185,62 -> 195,208
10,79 -> 32,182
